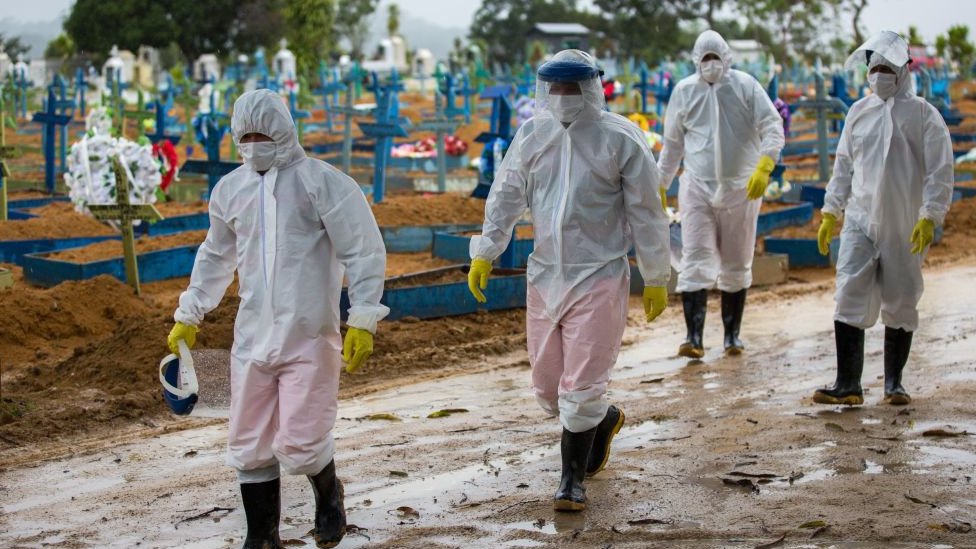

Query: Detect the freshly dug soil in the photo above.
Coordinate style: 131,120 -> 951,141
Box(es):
371,193 -> 487,226
386,252 -> 456,277
0,206 -> 116,240
45,230 -> 208,263
155,201 -> 209,217
760,196 -> 976,267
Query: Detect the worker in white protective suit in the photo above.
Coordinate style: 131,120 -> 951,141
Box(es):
466,50 -> 671,512
657,30 -> 785,359
166,89 -> 389,549
813,31 -> 953,407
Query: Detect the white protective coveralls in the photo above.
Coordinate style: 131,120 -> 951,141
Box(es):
174,89 -> 389,482
823,31 -> 954,332
471,50 -> 670,433
657,30 -> 785,293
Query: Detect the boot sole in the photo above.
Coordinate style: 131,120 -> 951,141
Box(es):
678,344 -> 704,359
883,394 -> 912,406
724,346 -> 744,356
585,409 -> 626,478
812,392 -> 864,406
553,498 -> 586,512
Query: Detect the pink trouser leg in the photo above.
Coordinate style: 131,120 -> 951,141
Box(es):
528,274 -> 629,432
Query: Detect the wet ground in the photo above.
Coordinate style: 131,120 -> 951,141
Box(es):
2,261 -> 976,548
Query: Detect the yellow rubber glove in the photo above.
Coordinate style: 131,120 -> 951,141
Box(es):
817,212 -> 837,256
467,257 -> 493,304
643,286 -> 668,323
167,322 -> 199,354
746,155 -> 776,200
343,327 -> 374,373
910,218 -> 935,254
659,187 -> 668,211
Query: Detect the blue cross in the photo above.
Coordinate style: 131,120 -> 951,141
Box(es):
181,113 -> 239,197
314,63 -> 345,133
31,88 -> 72,194
75,68 -> 90,118
13,68 -> 32,120
357,83 -> 408,204
458,72 -> 477,124
146,100 -> 181,145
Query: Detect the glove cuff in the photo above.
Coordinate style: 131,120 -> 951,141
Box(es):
757,155 -> 776,174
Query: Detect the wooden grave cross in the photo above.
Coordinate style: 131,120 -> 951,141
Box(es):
87,156 -> 164,295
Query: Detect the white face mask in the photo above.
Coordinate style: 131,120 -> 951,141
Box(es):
238,141 -> 277,172
700,60 -> 724,84
549,94 -> 585,122
868,72 -> 898,100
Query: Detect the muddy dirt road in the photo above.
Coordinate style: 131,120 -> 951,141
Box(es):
2,262 -> 976,549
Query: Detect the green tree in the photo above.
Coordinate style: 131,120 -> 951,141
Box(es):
470,0 -> 585,65
936,25 -> 975,77
335,0 -> 379,60
44,33 -> 76,60
387,3 -> 401,37
907,25 -> 924,46
591,0 -> 701,64
64,0 -> 174,62
737,0 -> 842,63
283,0 -> 336,77
844,0 -> 869,45
0,34 -> 30,59
63,0 -> 283,65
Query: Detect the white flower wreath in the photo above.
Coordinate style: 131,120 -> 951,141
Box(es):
64,106 -> 162,221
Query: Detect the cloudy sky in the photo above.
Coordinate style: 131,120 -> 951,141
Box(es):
1,0 -> 972,44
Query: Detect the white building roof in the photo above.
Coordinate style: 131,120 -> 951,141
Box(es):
532,23 -> 590,35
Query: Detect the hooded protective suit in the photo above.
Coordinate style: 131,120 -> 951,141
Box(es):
174,89 -> 389,482
471,50 -> 670,432
658,30 -> 785,293
824,31 -> 954,331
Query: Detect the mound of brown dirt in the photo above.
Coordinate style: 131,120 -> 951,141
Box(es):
0,208 -> 116,240
47,231 -> 208,263
370,193 -> 487,226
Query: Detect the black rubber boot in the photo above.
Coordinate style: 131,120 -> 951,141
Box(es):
307,460 -> 346,549
883,327 -> 914,405
240,479 -> 282,549
554,427 -> 597,512
813,321 -> 865,406
586,405 -> 625,478
678,290 -> 707,358
721,289 -> 747,355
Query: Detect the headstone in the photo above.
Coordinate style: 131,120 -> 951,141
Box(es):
88,156 -> 164,295
102,45 -> 128,94
414,49 -> 435,93
0,45 -> 10,81
273,38 -> 297,85
193,54 -> 221,83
